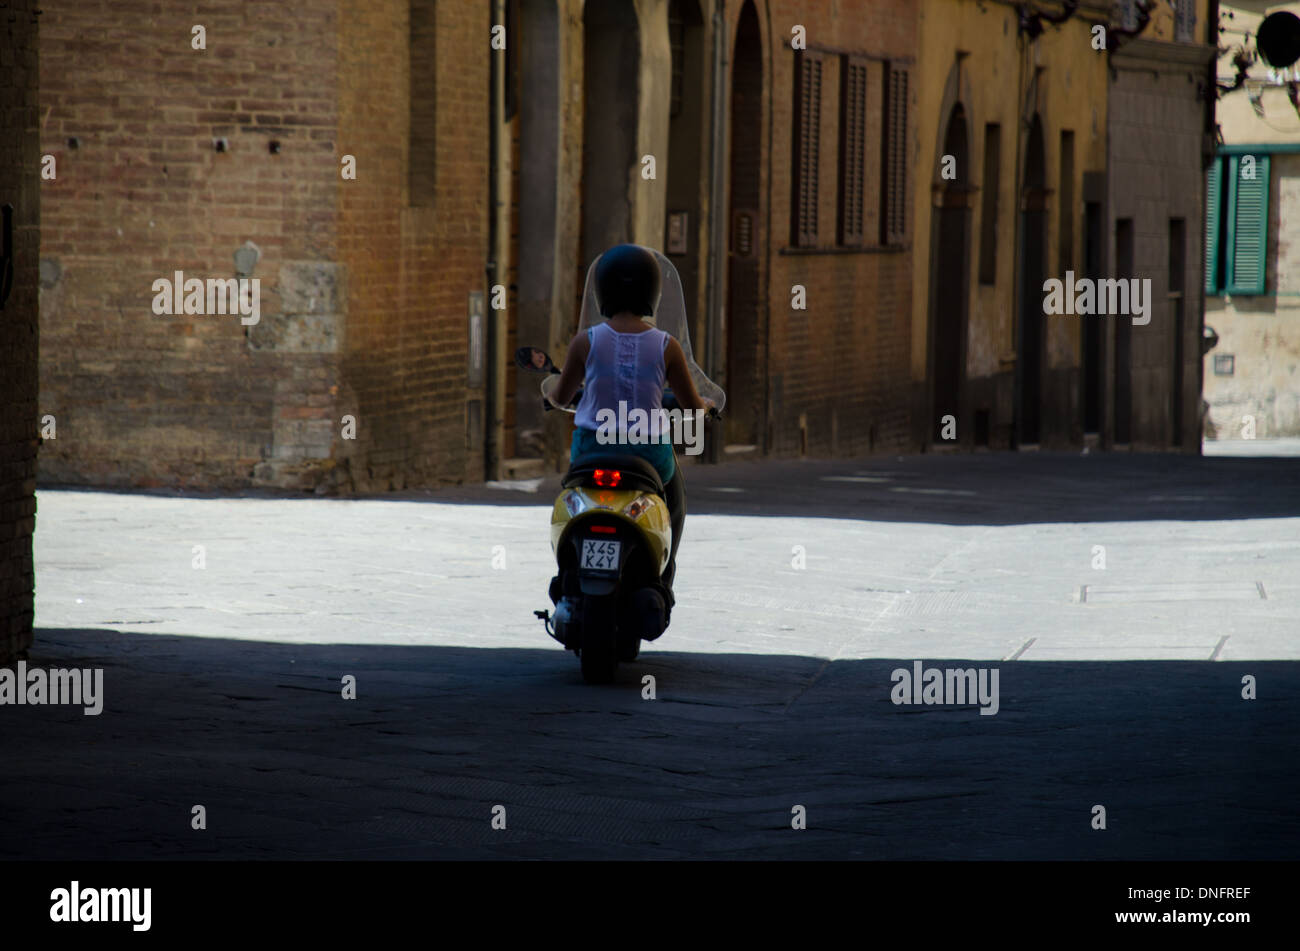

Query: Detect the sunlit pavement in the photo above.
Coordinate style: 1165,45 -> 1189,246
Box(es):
5,443 -> 1298,859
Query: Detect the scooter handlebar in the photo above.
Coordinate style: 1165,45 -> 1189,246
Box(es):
541,383 -> 720,418
542,386 -> 582,412
664,389 -> 722,420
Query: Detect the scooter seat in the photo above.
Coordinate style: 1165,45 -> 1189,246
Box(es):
564,453 -> 664,496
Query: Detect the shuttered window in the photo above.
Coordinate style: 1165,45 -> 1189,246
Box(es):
1206,153 -> 1271,296
1204,160 -> 1222,294
837,56 -> 868,246
881,62 -> 908,245
1225,154 -> 1270,295
791,51 -> 823,247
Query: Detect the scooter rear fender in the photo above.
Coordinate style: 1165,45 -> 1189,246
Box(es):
550,486 -> 672,576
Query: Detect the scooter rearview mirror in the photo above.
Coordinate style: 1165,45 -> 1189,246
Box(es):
515,346 -> 557,373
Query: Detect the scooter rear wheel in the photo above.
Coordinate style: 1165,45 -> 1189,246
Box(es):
579,595 -> 618,684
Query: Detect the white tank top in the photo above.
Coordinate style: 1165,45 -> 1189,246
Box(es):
574,323 -> 669,433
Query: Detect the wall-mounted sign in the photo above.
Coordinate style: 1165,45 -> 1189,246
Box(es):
1214,354 -> 1235,376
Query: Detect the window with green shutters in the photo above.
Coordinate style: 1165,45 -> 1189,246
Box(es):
1226,154 -> 1269,294
1205,153 -> 1270,296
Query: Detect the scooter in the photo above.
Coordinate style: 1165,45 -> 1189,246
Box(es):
513,246 -> 726,683
515,345 -> 716,683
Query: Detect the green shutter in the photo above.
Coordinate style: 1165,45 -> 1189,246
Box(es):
1204,158 -> 1222,294
1226,153 -> 1270,295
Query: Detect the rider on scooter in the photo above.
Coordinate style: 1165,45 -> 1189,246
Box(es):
547,244 -> 712,604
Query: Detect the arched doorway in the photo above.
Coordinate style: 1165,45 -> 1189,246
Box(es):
930,103 -> 972,444
1016,114 -> 1048,446
725,0 -> 763,450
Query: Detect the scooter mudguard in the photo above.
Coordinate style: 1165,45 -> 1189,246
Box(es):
550,485 -> 672,577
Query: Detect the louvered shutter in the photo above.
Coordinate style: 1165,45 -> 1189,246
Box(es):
792,52 -> 822,247
1227,153 -> 1269,295
838,57 -> 868,246
881,63 -> 908,245
1204,158 -> 1221,295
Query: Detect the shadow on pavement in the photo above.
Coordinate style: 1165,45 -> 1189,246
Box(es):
2,627 -> 1294,861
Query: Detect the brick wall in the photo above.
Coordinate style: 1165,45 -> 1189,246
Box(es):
39,0 -> 343,490
761,0 -> 917,456
38,0 -> 492,492
0,0 -> 40,662
336,0 -> 490,491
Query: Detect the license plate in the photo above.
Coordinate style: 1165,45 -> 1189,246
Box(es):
581,538 -> 621,572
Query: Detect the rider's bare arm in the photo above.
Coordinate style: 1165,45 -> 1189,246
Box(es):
664,337 -> 710,412
550,331 -> 590,407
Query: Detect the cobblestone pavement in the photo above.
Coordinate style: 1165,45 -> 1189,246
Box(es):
4,444 -> 1298,859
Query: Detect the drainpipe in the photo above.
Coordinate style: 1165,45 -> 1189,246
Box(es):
486,0 -> 508,481
705,0 -> 728,464
1011,18 -> 1028,449
1198,0 -> 1220,457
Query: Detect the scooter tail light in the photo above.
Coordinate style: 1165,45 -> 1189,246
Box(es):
593,469 -> 622,488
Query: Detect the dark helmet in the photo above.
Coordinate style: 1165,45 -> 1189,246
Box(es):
594,244 -> 661,317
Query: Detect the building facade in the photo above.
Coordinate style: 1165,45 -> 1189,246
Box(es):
36,0 -> 922,493
912,0 -> 1112,451
1107,0 -> 1215,452
506,0 -> 921,472
36,1 -> 1217,495
911,0 -> 1213,454
1204,0 -> 1300,441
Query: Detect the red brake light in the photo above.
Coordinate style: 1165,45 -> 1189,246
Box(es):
590,525 -> 617,534
593,469 -> 622,488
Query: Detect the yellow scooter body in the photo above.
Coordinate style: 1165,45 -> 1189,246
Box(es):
551,485 -> 672,577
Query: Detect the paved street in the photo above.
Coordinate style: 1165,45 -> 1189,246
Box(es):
3,442 -> 1298,859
